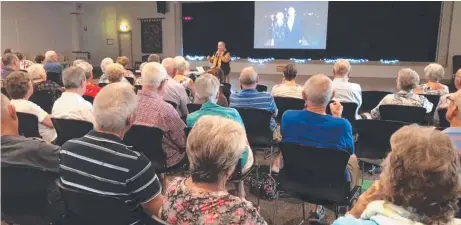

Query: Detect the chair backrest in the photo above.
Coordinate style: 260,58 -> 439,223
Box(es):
123,125 -> 166,170
46,72 -> 63,86
274,97 -> 305,122
361,91 -> 391,112
125,77 -> 135,85
256,84 -> 268,92
98,83 -> 108,88
221,83 -> 231,103
51,118 -> 93,146
187,103 -> 202,114
165,100 -> 177,109
235,107 -> 273,146
17,112 -> 41,138
326,102 -> 358,124
355,119 -> 409,159
438,108 -> 450,128
421,94 -> 440,116
379,105 -> 426,124
29,90 -> 55,114
134,85 -> 142,94
82,95 -> 94,104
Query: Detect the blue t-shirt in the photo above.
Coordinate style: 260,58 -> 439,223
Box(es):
443,127 -> 461,153
281,110 -> 354,154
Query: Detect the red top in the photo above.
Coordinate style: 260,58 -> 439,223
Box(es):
84,83 -> 101,98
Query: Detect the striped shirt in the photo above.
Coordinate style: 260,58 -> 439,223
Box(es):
229,89 -> 278,130
59,130 -> 162,224
443,127 -> 461,152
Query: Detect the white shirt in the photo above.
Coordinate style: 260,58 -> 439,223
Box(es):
52,92 -> 94,124
287,16 -> 295,32
10,99 -> 57,142
332,77 -> 362,119
271,82 -> 303,99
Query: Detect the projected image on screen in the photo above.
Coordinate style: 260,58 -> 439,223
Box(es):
254,1 -> 329,50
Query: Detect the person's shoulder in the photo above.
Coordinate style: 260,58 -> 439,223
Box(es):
13,136 -> 59,152
349,82 -> 362,90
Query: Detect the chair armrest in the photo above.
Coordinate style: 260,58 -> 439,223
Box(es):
348,185 -> 362,205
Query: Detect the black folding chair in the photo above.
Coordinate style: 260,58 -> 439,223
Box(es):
82,95 -> 94,104
275,142 -> 361,223
360,91 -> 391,113
134,85 -> 142,94
221,83 -> 231,104
438,108 -> 450,128
274,97 -> 305,123
17,112 -> 41,138
29,90 -> 55,114
256,84 -> 268,92
379,105 -> 426,124
187,103 -> 202,114
1,165 -> 61,225
165,100 -> 177,109
51,118 -> 93,146
125,77 -> 135,85
46,72 -> 63,86
98,83 -> 108,88
421,94 -> 440,124
326,102 -> 358,125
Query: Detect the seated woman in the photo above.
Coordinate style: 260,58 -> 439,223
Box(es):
15,52 -> 34,70
137,54 -> 161,85
116,56 -> 136,81
98,57 -> 114,84
367,68 -> 433,119
161,115 -> 266,225
27,64 -> 64,102
333,125 -> 461,225
5,71 -> 57,142
105,63 -> 131,84
174,57 -> 196,99
415,63 -> 449,95
203,67 -> 228,107
271,64 -> 303,99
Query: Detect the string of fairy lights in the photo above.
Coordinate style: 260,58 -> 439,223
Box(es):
185,55 -> 400,65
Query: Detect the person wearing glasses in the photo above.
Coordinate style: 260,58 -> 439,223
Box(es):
442,89 -> 461,153
434,69 -> 461,124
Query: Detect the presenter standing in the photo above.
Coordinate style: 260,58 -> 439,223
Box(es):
207,41 -> 231,83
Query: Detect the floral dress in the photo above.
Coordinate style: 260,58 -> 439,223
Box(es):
160,178 -> 267,225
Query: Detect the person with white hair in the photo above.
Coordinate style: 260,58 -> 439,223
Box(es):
52,66 -> 93,123
160,115 -> 267,225
415,63 -> 449,95
43,50 -> 64,74
174,57 -> 196,98
277,73 -> 359,220
58,82 -> 165,222
98,57 -> 114,84
369,68 -> 433,119
28,63 -> 63,102
434,69 -> 461,123
76,61 -> 100,97
161,57 -> 189,117
137,54 -> 161,84
134,62 -> 187,168
72,59 -> 85,66
332,59 -> 362,119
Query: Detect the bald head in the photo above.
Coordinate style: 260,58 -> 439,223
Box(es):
303,73 -> 333,107
161,57 -> 177,77
239,67 -> 258,88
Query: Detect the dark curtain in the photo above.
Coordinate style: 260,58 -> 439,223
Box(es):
140,18 -> 163,53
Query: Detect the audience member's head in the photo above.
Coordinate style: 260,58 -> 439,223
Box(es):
4,48 -> 14,54
397,68 -> 420,92
2,53 -> 19,71
5,71 -> 33,100
1,93 -> 18,135
207,68 -> 225,83
455,69 -> 461,90
161,57 -> 177,77
93,82 -> 137,137
100,57 -> 114,74
45,50 -> 58,63
187,115 -> 247,184
174,57 -> 188,74
73,59 -> 85,66
105,63 -> 125,83
379,125 -> 461,224
147,54 -> 160,63
62,66 -> 87,95
141,62 -> 167,92
116,56 -> 130,69
35,54 -> 45,64
302,73 -> 333,108
283,64 -> 298,81
76,61 -> 94,81
15,52 -> 24,61
424,63 -> 445,83
446,90 -> 461,126
239,66 -> 258,89
27,64 -> 47,82
333,59 -> 351,78
195,73 -> 220,103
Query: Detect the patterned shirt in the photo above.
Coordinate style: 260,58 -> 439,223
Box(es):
84,83 -> 101,98
160,177 -> 267,225
229,88 -> 278,130
43,62 -> 64,74
134,90 -> 186,167
416,83 -> 449,96
33,80 -> 63,102
370,90 -> 433,119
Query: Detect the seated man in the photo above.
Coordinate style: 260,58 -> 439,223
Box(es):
161,57 -> 189,117
279,73 -> 360,220
134,62 -> 187,168
52,66 -> 94,123
443,89 -> 461,153
59,83 -> 164,221
331,59 -> 362,119
229,67 -> 278,132
43,50 -> 64,74
5,71 -> 57,142
76,61 -> 101,98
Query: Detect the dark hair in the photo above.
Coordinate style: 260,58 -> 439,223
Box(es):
2,53 -> 19,66
5,71 -> 31,99
283,64 -> 298,81
35,55 -> 45,64
4,48 -> 13,54
15,52 -> 24,61
207,68 -> 225,83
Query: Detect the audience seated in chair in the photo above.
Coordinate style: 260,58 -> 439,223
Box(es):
117,55 -> 136,80
332,59 -> 362,119
137,54 -> 161,85
205,67 -> 229,106
442,89 -> 461,154
161,57 -> 190,117
271,64 -> 303,99
415,63 -> 449,96
15,52 -> 34,71
59,82 -> 165,219
1,93 -> 59,172
28,64 -> 63,103
98,57 -> 114,84
43,50 -> 63,74
5,71 -> 57,142
104,63 -> 131,84
1,53 -> 19,79
160,115 -> 267,225
366,68 -> 433,119
174,56 -> 196,99
134,62 -> 187,168
52,66 -> 94,123
335,125 -> 461,225
75,61 -> 101,98
35,54 -> 45,64
434,68 -> 461,123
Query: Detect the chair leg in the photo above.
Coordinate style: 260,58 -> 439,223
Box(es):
256,166 -> 261,210
360,161 -> 365,187
298,201 -> 306,225
273,191 -> 280,224
160,173 -> 166,194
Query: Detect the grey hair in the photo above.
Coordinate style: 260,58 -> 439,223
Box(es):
73,59 -> 85,66
187,115 -> 247,183
174,57 -> 188,72
26,64 -> 46,80
2,53 -> 19,66
105,63 -> 125,83
62,66 -> 86,89
93,82 -> 137,133
76,61 -> 94,79
333,59 -> 351,76
239,67 -> 258,85
397,68 -> 420,91
142,62 -> 167,88
147,54 -> 160,63
424,63 -> 445,82
161,57 -> 176,69
44,50 -> 57,61
195,73 -> 220,103
303,73 -> 333,107
100,57 -> 114,73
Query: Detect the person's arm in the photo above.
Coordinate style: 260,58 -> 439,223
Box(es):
369,96 -> 388,120
167,110 -> 187,151
347,180 -> 382,218
37,141 -> 60,173
41,115 -> 54,128
221,52 -> 231,63
81,104 -> 95,124
31,102 -> 55,128
329,100 -> 343,118
187,80 -> 196,99
269,96 -> 278,117
344,120 -> 354,155
355,85 -> 362,110
422,96 -> 434,113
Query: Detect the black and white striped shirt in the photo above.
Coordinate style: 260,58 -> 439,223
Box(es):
59,130 -> 162,224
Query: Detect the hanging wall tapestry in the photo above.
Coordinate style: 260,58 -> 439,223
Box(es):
140,18 -> 163,53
